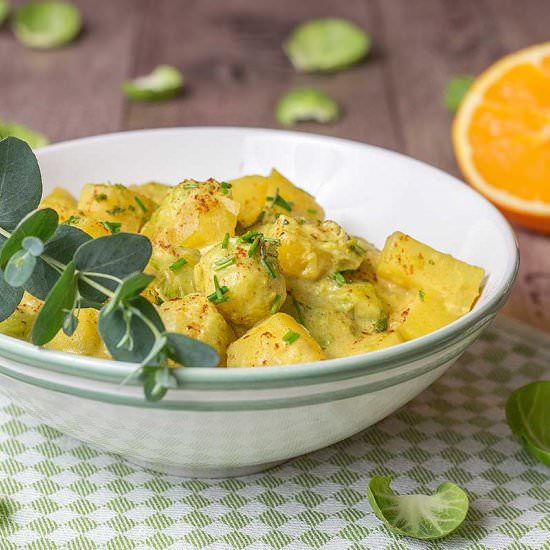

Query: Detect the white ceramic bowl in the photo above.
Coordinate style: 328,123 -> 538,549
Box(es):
0,128 -> 518,478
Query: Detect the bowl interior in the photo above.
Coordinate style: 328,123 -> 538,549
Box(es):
37,127 -> 516,312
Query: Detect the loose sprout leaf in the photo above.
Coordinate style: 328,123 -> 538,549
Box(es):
122,65 -> 184,101
0,269 -> 23,322
275,88 -> 340,127
74,233 -> 152,300
12,1 -> 82,49
25,224 -> 90,301
0,123 -> 49,149
0,137 -> 42,231
4,249 -> 36,287
0,0 -> 9,26
31,261 -> 77,346
367,476 -> 469,540
0,208 -> 58,268
444,75 -> 474,113
164,332 -> 220,368
103,272 -> 155,316
98,296 -> 163,363
506,380 -> 550,466
284,17 -> 370,72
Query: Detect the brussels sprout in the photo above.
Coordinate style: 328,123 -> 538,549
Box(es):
506,380 -> 550,466
12,1 -> 82,49
275,89 -> 340,126
122,65 -> 184,101
368,476 -> 469,540
444,75 -> 474,112
0,123 -> 49,149
284,17 -> 370,72
0,0 -> 10,26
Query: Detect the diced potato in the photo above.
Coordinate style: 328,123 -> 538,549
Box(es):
347,237 -> 381,283
194,237 -> 286,327
78,183 -> 156,233
141,179 -> 239,249
63,214 -> 110,238
230,175 -> 269,228
0,293 -> 42,341
230,169 -> 324,228
128,182 -> 170,205
146,244 -> 200,301
45,309 -> 109,358
226,313 -> 325,367
377,232 -> 485,316
159,294 -> 235,366
263,216 -> 362,280
349,331 -> 403,355
40,187 -> 77,222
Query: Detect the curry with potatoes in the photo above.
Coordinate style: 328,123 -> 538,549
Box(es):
0,169 -> 485,367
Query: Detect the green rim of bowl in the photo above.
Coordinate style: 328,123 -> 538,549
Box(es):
0,128 -> 520,395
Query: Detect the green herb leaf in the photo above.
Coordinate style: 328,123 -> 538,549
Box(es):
221,232 -> 230,249
219,181 -> 232,195
98,296 -> 163,363
270,294 -> 282,314
444,75 -> 474,113
169,257 -> 187,271
143,370 -> 168,401
95,193 -> 107,202
25,224 -> 90,301
0,269 -> 24,321
4,249 -> 36,287
283,330 -> 300,344
0,137 -> 42,231
164,332 -> 219,368
31,261 -> 77,345
275,88 -> 340,126
207,275 -> 229,305
62,311 -> 78,337
22,236 -> 44,257
134,195 -> 147,213
419,289 -> 426,302
100,220 -> 122,234
367,476 -> 469,540
284,18 -> 370,72
214,254 -> 236,271
103,272 -> 155,316
0,0 -> 9,26
374,316 -> 388,333
292,294 -> 305,325
506,380 -> 550,466
349,238 -> 365,255
13,1 -> 82,49
0,123 -> 49,149
122,65 -> 184,101
329,271 -> 346,286
0,208 -> 58,268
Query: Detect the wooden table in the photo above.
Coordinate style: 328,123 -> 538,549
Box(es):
2,0 -> 549,330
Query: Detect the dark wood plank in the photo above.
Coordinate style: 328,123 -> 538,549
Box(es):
0,0 -> 144,142
124,0 -> 402,150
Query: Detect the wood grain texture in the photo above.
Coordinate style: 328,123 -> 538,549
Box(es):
1,0 -> 550,331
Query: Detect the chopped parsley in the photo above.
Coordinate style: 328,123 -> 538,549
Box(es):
428,259 -> 435,265
106,205 -> 124,216
349,239 -> 366,256
134,195 -> 148,213
62,215 -> 80,225
283,330 -> 300,344
330,272 -> 346,286
419,289 -> 426,302
374,316 -> 388,333
95,193 -> 108,202
271,294 -> 282,314
259,239 -> 276,278
267,188 -> 293,212
238,230 -> 262,244
207,275 -> 229,304
100,221 -> 122,234
220,181 -> 232,195
306,208 -> 318,214
292,295 -> 305,325
214,255 -> 236,271
169,257 -> 188,271
248,236 -> 261,257
221,232 -> 230,249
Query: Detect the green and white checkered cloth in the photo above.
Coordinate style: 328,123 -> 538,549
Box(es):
0,316 -> 548,549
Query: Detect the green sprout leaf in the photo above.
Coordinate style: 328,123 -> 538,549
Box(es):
275,89 -> 340,127
444,75 -> 474,113
0,208 -> 58,268
164,332 -> 219,368
22,236 -> 44,257
25,224 -> 90,301
284,17 -> 370,72
0,123 -> 49,149
0,137 -> 42,231
506,380 -> 550,466
103,272 -> 155,316
367,476 -> 469,540
31,261 -> 77,345
0,0 -> 9,26
4,249 -> 36,287
122,65 -> 184,101
12,1 -> 82,49
0,269 -> 24,321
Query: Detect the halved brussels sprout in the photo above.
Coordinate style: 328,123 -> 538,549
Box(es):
0,123 -> 49,149
284,17 -> 370,72
122,65 -> 184,101
0,0 -> 10,26
275,89 -> 339,126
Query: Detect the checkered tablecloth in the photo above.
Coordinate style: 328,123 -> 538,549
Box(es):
0,316 -> 548,549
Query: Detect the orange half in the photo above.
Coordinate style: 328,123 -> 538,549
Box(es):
453,43 -> 550,232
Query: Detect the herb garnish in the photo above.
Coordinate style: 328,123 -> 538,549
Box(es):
291,294 -> 305,325
106,205 -> 124,216
374,316 -> 388,333
214,254 -> 236,271
100,221 -> 122,234
418,289 -> 425,301
169,257 -> 187,271
183,183 -> 198,190
220,181 -> 232,194
267,188 -> 293,212
349,238 -> 365,255
62,215 -> 80,225
330,272 -> 346,286
134,195 -> 147,213
95,193 -> 108,202
259,238 -> 276,279
271,294 -> 282,314
221,232 -> 230,249
207,275 -> 229,304
283,330 -> 300,344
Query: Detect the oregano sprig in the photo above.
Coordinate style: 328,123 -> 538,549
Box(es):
0,137 -> 219,401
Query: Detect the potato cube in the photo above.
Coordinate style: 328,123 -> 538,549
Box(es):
40,187 -> 77,223
128,181 -> 170,205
